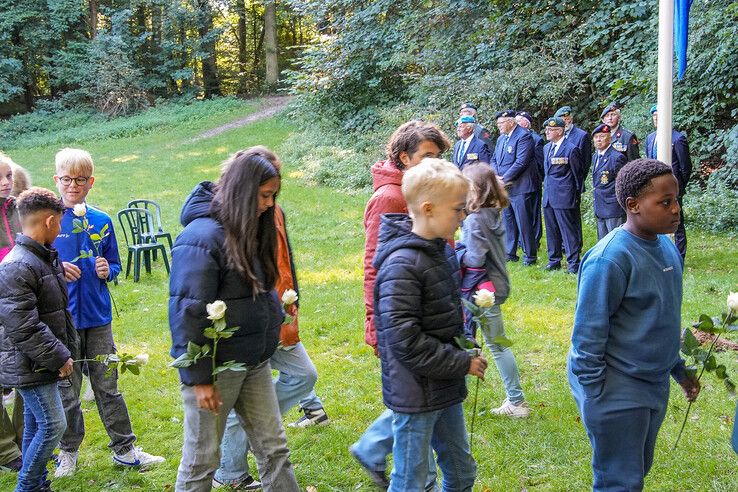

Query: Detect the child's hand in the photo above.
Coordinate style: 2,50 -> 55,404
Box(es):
62,262 -> 81,282
194,384 -> 222,414
468,355 -> 488,380
95,256 -> 109,279
58,358 -> 74,378
679,376 -> 701,402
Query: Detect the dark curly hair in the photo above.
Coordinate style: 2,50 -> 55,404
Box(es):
16,187 -> 64,218
615,159 -> 673,209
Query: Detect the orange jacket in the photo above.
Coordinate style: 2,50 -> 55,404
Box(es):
275,205 -> 300,346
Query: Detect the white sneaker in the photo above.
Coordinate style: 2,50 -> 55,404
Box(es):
491,399 -> 531,418
54,450 -> 78,478
83,378 -> 95,402
113,446 -> 165,469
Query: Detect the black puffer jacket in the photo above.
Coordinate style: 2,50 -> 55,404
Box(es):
0,235 -> 78,388
373,214 -> 471,413
169,182 -> 282,386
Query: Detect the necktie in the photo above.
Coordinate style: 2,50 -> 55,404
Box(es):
499,135 -> 508,160
457,141 -> 467,164
595,153 -> 603,171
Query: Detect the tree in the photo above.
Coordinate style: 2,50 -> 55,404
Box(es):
264,0 -> 279,87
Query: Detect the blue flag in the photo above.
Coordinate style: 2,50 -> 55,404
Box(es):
674,0 -> 693,80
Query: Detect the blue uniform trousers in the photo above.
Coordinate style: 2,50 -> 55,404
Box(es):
503,192 -> 538,264
596,216 -> 625,241
533,189 -> 543,249
674,197 -> 686,259
543,206 -> 582,271
569,364 -> 670,492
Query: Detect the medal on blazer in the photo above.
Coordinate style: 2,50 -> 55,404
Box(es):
600,171 -> 609,184
507,145 -> 513,153
467,153 -> 478,160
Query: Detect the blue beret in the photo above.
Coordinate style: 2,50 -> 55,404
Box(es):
543,117 -> 565,129
457,115 -> 476,125
460,102 -> 477,111
495,109 -> 516,119
650,105 -> 658,114
554,106 -> 572,117
600,102 -> 620,119
592,124 -> 611,135
516,111 -> 533,125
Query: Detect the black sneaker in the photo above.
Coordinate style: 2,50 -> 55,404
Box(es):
287,407 -> 330,428
212,474 -> 262,490
349,446 -> 389,490
0,455 -> 22,472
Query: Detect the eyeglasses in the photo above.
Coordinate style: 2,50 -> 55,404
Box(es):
59,176 -> 90,186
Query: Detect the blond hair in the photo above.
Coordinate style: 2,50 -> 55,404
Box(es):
0,152 -> 32,197
55,148 -> 95,177
402,158 -> 469,209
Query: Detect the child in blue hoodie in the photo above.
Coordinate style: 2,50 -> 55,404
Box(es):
51,148 -> 164,477
567,159 -> 700,491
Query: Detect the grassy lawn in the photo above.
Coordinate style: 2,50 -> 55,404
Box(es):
1,99 -> 736,491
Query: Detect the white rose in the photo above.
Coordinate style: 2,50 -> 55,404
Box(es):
73,203 -> 87,217
206,300 -> 227,320
281,289 -> 299,306
728,292 -> 738,312
134,353 -> 149,366
473,289 -> 495,308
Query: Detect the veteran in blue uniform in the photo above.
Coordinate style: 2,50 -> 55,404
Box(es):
459,102 -> 492,145
491,109 -> 538,265
516,110 -> 545,250
555,105 -> 592,185
591,124 -> 628,240
452,115 -> 491,170
645,105 -> 692,259
541,117 -> 584,273
601,102 -> 640,162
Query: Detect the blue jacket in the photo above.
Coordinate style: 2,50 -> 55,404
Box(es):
645,130 -> 692,197
530,130 -> 545,186
168,182 -> 282,386
542,139 -> 583,209
452,135 -> 491,169
373,214 -> 471,414
54,205 -> 121,330
592,146 -> 628,219
564,125 -> 592,189
491,125 -> 537,196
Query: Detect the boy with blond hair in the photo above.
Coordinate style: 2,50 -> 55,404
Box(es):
52,148 -> 164,476
373,158 -> 487,491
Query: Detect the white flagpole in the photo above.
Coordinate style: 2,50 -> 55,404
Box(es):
657,0 -> 674,165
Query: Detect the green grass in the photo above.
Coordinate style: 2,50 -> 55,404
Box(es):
1,100 -> 737,491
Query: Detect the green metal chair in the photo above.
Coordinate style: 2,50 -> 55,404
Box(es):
117,208 -> 170,282
127,199 -> 173,260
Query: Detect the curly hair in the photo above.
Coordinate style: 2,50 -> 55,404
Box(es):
615,158 -> 673,209
16,187 -> 64,218
386,120 -> 451,169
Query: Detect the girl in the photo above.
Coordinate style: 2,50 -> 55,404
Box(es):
169,147 -> 300,492
457,162 -> 530,418
1,154 -> 22,262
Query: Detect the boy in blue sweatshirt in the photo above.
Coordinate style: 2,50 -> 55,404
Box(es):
51,149 -> 164,477
568,159 -> 700,491
373,158 -> 487,491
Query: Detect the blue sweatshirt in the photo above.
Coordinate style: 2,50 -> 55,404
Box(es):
568,228 -> 687,398
53,205 -> 121,329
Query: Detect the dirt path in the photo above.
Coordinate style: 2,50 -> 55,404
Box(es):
191,95 -> 292,142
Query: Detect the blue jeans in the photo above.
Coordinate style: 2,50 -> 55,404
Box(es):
480,305 -> 524,404
351,409 -> 438,489
215,343 -> 324,483
16,383 -> 67,492
389,403 -> 476,492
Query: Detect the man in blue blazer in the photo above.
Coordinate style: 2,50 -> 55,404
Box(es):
591,124 -> 628,240
516,111 -> 545,250
452,115 -> 491,170
541,117 -> 584,273
645,105 -> 692,259
555,105 -> 592,188
601,102 -> 640,162
459,102 -> 492,144
491,109 -> 538,265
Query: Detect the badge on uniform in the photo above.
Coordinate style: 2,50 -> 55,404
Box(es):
552,157 -> 568,165
613,142 -> 625,152
507,145 -> 513,154
467,153 -> 478,160
600,171 -> 609,184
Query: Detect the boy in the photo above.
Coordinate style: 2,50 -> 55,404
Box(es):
353,120 -> 450,489
567,159 -> 700,491
52,148 -> 164,476
373,158 -> 487,491
0,187 -> 75,492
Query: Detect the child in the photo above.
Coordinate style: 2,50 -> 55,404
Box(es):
51,148 -> 164,476
353,120 -> 450,489
0,187 -> 75,492
1,153 -> 22,262
567,159 -> 700,491
373,158 -> 487,491
457,163 -> 530,418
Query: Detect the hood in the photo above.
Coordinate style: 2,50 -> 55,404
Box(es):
180,181 -> 215,227
372,213 -> 447,271
371,160 -> 403,192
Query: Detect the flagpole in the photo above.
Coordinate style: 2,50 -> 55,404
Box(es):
656,0 -> 674,165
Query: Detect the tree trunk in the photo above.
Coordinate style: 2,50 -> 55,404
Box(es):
236,0 -> 248,94
264,0 -> 278,88
196,0 -> 221,98
88,0 -> 98,38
